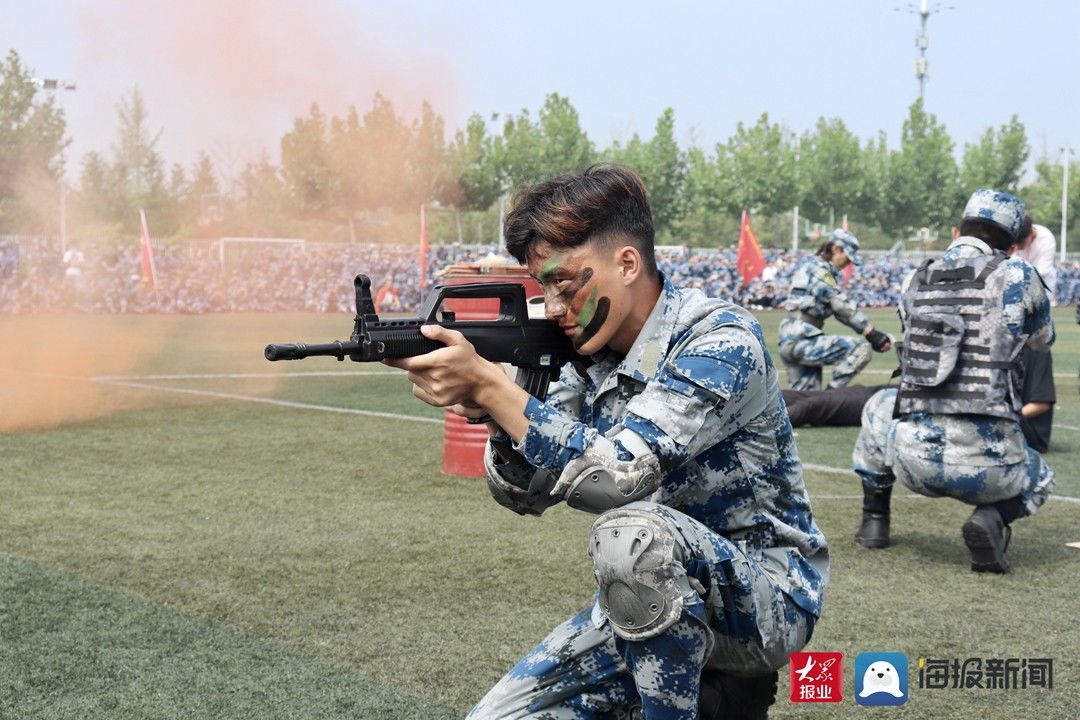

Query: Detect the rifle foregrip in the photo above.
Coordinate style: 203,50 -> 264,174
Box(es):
377,330 -> 443,358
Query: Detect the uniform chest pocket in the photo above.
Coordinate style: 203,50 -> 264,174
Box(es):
626,365 -> 724,446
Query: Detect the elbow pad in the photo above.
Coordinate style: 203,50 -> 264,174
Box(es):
553,447 -> 662,514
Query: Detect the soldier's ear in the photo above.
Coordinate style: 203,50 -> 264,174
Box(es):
615,245 -> 641,284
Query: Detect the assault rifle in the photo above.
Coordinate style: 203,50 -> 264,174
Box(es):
265,274 -> 578,403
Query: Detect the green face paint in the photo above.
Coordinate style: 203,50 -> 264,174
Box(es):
574,296 -> 610,351
538,253 -> 567,284
576,286 -> 599,328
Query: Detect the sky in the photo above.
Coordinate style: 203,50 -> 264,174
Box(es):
4,0 -> 1079,181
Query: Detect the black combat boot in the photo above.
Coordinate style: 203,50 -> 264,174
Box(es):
962,504 -> 1013,573
698,669 -> 778,720
854,484 -> 892,549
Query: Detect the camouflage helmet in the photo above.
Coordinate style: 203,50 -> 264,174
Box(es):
829,228 -> 862,266
962,189 -> 1027,241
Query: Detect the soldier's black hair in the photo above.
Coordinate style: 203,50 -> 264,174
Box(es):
958,217 -> 1016,252
503,164 -> 658,278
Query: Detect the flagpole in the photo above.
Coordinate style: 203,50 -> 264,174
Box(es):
791,205 -> 799,253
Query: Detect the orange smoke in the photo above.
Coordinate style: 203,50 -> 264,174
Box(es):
70,0 -> 459,167
0,314 -> 169,431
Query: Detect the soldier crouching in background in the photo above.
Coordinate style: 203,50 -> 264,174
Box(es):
851,189 -> 1055,573
777,229 -> 892,391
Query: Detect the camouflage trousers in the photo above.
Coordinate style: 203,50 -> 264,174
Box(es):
777,320 -> 871,391
852,388 -> 1055,514
466,502 -> 814,720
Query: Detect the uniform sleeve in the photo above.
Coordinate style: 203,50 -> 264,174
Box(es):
812,265 -> 870,333
482,363 -> 587,516
514,323 -> 767,487
1003,259 -> 1055,351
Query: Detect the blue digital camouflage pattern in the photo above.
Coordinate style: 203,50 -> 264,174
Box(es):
963,188 -> 1026,239
778,255 -> 871,390
853,388 -> 1055,514
477,274 -> 828,719
853,236 -> 1056,516
467,503 -> 813,719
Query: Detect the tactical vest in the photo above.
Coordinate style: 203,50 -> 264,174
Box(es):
895,252 -> 1024,421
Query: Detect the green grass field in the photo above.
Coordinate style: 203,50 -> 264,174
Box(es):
1,308 -> 1078,719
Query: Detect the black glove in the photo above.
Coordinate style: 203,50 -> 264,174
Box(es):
866,328 -> 891,352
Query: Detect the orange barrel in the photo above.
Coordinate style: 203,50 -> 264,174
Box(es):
439,261 -> 542,477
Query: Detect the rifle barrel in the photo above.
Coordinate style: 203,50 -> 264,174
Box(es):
264,341 -> 359,361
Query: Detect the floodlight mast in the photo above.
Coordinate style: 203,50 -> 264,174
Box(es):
32,77 -> 77,256
916,1 -> 929,100
897,2 -> 952,102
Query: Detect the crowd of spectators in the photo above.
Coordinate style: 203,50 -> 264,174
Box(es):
1,238 -> 1078,315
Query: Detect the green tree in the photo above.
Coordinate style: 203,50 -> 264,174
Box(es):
357,92 -> 410,210
0,49 -> 68,232
111,88 -> 162,202
799,118 -> 867,224
879,100 -> 959,235
81,87 -> 172,232
281,103 -> 335,216
959,116 -> 1028,197
675,146 -> 736,246
1020,158 -> 1080,238
327,105 -> 364,229
409,100 -> 452,207
497,93 -> 594,191
609,108 -> 686,237
716,113 -> 797,217
238,152 -> 291,235
448,113 -> 502,211
185,151 -> 220,231
536,93 -> 594,180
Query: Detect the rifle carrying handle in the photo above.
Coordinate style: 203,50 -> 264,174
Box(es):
422,281 -> 529,324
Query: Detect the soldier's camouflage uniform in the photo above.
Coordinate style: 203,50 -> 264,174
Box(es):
852,236 -> 1056,513
778,256 -> 871,391
470,275 -> 829,719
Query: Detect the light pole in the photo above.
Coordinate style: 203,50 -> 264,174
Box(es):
791,132 -> 801,253
1061,145 -> 1072,264
32,77 -> 77,256
895,2 -> 953,102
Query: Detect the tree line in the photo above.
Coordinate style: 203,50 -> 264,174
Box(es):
2,48 -> 1077,249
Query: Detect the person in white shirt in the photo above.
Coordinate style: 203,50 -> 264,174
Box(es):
1014,216 -> 1057,304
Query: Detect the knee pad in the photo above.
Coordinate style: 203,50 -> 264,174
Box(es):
589,508 -> 694,641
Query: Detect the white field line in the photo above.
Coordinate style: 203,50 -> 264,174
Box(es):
92,370 -> 402,380
92,377 -> 441,425
803,462 -> 1080,504
862,368 -> 1078,380
19,369 -> 1080,505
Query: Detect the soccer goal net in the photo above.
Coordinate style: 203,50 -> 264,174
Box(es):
215,237 -> 306,268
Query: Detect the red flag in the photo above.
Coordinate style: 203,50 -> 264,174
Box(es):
139,208 -> 157,291
736,210 -> 766,287
419,204 -> 429,289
